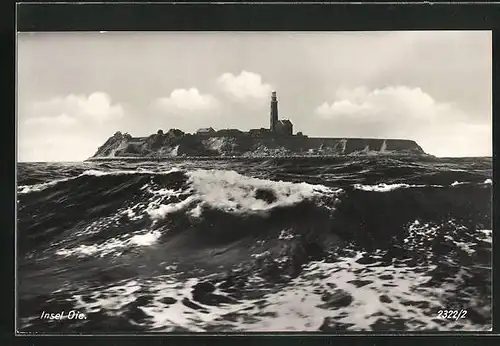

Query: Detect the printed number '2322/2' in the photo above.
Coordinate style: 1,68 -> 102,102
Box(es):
437,309 -> 467,320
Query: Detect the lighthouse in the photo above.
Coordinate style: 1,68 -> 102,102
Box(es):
270,91 -> 278,132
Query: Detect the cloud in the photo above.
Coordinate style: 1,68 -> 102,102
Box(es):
316,99 -> 373,117
155,88 -> 218,112
25,92 -> 124,126
314,86 -> 491,157
217,71 -> 273,100
24,113 -> 77,126
315,86 -> 443,120
18,134 -> 102,162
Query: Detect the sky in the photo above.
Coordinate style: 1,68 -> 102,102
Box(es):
17,31 -> 492,161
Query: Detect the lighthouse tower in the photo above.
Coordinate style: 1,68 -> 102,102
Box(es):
270,91 -> 278,132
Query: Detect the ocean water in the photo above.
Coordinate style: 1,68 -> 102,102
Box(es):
17,156 -> 492,332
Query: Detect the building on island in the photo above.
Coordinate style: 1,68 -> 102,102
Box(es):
216,129 -> 244,136
268,91 -> 293,136
270,91 -> 279,132
194,91 -> 295,138
249,128 -> 271,136
276,119 -> 293,136
196,127 -> 216,135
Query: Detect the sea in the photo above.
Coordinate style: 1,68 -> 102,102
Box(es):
17,156 -> 493,333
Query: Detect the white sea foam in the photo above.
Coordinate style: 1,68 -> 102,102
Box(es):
60,219 -> 491,330
278,229 -> 296,240
147,196 -> 198,219
17,177 -> 73,195
187,169 -> 339,212
55,229 -> 162,258
55,237 -> 129,258
407,220 -> 491,256
451,180 -> 493,187
129,230 -> 162,246
353,182 -> 448,192
146,169 -> 342,219
67,249 -> 490,331
73,280 -> 142,313
476,229 -> 492,244
354,183 -> 411,192
188,204 -> 204,218
80,168 -> 181,177
251,251 -> 271,259
354,179 -> 488,192
405,220 -> 440,248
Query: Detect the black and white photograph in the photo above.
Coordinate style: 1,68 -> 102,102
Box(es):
17,31 -> 492,333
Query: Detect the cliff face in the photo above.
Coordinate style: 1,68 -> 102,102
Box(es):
89,131 -> 427,159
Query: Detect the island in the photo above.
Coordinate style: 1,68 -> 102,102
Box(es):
88,91 -> 427,160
